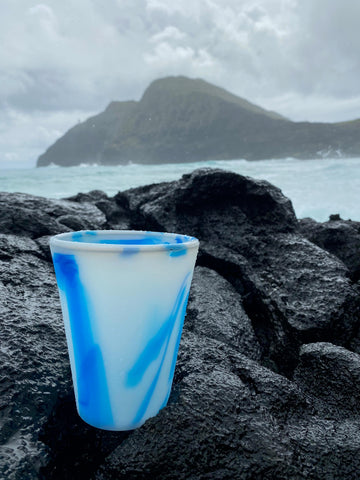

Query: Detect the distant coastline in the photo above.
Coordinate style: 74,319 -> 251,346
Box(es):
36,76 -> 360,168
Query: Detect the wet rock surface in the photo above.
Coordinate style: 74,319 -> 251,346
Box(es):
1,168 -> 360,479
299,216 -> 360,282
0,192 -> 107,239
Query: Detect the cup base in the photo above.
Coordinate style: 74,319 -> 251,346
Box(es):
78,411 -> 154,431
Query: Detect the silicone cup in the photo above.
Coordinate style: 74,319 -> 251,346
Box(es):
50,230 -> 199,431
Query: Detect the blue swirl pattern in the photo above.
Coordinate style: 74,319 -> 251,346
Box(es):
52,253 -> 114,428
126,273 -> 190,425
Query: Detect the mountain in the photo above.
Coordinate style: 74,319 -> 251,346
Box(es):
36,76 -> 360,167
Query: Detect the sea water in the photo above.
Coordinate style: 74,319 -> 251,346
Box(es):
0,157 -> 359,222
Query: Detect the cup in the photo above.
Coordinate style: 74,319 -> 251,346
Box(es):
50,230 -> 199,431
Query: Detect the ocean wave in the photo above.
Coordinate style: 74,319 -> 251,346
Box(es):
1,158 -> 359,221
78,163 -> 99,168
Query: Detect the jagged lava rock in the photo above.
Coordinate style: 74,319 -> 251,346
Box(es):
0,192 -> 107,238
186,267 -> 261,361
118,169 -> 360,375
300,216 -> 360,282
0,196 -> 106,479
95,334 -> 310,480
117,168 -> 298,235
294,342 -> 360,416
289,343 -> 360,479
1,169 -> 360,480
0,233 -> 70,479
65,190 -> 131,230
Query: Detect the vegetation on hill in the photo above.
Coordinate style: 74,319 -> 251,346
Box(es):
37,76 -> 360,166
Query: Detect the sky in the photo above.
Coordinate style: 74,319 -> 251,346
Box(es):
1,0 -> 360,168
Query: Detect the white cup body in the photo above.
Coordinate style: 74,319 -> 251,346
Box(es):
50,230 -> 199,430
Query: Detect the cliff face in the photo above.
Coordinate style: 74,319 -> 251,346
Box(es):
37,76 -> 360,167
37,101 -> 137,167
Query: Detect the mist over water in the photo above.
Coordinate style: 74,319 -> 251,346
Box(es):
1,157 -> 359,222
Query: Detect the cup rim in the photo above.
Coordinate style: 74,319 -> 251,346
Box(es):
50,229 -> 199,252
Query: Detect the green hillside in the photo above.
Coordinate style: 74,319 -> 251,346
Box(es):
37,76 -> 360,166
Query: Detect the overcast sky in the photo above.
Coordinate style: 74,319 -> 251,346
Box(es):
1,0 -> 360,168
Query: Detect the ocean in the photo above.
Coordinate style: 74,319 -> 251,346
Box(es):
1,157 -> 359,222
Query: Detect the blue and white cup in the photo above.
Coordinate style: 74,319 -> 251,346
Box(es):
50,230 -> 199,431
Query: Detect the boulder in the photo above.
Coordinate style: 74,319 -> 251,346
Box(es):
0,233 -> 70,479
119,169 -> 360,375
299,216 -> 360,282
294,342 -> 360,417
0,192 -> 107,239
1,169 -> 360,480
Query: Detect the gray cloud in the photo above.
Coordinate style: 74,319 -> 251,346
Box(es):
1,0 -> 360,167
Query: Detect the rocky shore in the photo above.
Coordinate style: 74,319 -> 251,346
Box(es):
1,168 -> 360,479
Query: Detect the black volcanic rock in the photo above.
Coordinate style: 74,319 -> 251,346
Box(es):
294,342 -> 360,416
36,76 -> 360,167
119,169 -> 359,374
95,335 -> 309,480
65,190 -> 131,230
0,192 -> 107,238
187,267 -> 261,361
299,216 -> 360,282
1,169 -> 360,479
0,233 -> 70,479
118,168 -> 298,234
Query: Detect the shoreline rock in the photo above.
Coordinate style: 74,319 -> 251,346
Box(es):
1,168 -> 360,479
299,216 -> 360,282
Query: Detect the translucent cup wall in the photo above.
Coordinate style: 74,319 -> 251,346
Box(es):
50,230 -> 199,431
